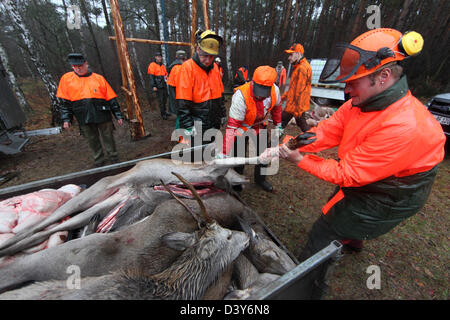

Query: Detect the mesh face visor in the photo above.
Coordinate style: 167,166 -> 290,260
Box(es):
319,44 -> 381,83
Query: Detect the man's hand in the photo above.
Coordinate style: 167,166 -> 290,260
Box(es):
279,144 -> 304,164
63,122 -> 71,130
215,152 -> 228,159
117,119 -> 124,126
153,87 -> 157,92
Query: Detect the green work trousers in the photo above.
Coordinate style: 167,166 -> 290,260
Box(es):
80,122 -> 118,166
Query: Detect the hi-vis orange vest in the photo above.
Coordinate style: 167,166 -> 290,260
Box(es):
147,62 -> 167,76
56,72 -> 117,101
235,82 -> 277,135
176,58 -> 223,103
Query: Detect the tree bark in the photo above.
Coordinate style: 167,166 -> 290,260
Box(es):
224,0 -> 235,87
0,41 -> 32,113
123,1 -> 146,90
61,0 -> 76,52
350,0 -> 367,39
280,0 -> 293,42
79,0 -> 107,77
395,0 -> 412,31
2,0 -> 60,125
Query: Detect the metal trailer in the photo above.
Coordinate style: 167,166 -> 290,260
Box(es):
0,146 -> 342,299
0,58 -> 29,155
309,59 -> 345,106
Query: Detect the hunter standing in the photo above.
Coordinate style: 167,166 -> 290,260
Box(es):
57,53 -> 124,167
148,52 -> 169,120
281,43 -> 312,132
176,29 -> 225,161
220,66 -> 283,192
167,50 -> 187,128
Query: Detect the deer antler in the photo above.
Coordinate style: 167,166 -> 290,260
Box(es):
170,171 -> 213,224
160,179 -> 203,228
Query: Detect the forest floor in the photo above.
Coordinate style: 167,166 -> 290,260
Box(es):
0,79 -> 448,300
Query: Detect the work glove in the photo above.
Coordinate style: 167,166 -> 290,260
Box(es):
286,132 -> 317,150
215,152 -> 229,160
184,127 -> 197,136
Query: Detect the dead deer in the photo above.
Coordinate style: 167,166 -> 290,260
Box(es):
0,172 -> 250,300
0,158 -> 249,257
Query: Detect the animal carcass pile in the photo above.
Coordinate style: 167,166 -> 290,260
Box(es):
0,158 -> 296,300
0,184 -> 81,266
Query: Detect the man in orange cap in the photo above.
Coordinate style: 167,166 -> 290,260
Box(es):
278,29 -> 445,299
281,43 -> 312,132
219,65 -> 283,192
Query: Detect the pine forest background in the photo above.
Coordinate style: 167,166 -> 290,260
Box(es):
0,0 -> 449,122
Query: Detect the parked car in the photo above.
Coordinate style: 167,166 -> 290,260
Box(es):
426,93 -> 450,156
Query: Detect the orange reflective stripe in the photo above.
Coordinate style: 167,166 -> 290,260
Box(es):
56,72 -> 117,101
321,189 -> 344,215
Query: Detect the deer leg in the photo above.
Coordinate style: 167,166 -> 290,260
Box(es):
0,188 -> 128,258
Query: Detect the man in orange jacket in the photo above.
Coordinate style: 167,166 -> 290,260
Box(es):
220,66 -> 283,192
278,29 -> 445,299
57,53 -> 124,167
281,43 -> 312,132
147,52 -> 169,119
176,30 -> 225,161
233,66 -> 249,89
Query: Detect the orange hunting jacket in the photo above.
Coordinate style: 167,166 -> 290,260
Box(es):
294,81 -> 445,239
282,58 -> 312,117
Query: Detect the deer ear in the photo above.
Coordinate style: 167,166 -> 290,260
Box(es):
161,232 -> 197,251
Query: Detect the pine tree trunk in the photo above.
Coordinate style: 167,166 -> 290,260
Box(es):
224,0 -> 235,88
61,0 -> 76,52
280,0 -> 293,42
79,0 -> 107,77
350,0 -> 367,39
3,0 -> 60,125
395,0 -> 412,31
288,0 -> 302,45
155,0 -> 167,63
123,1 -> 146,90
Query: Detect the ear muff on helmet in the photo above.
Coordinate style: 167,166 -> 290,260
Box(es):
398,31 -> 424,56
195,29 -> 204,43
319,29 -> 424,83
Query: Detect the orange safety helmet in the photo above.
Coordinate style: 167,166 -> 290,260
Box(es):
320,28 -> 423,83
